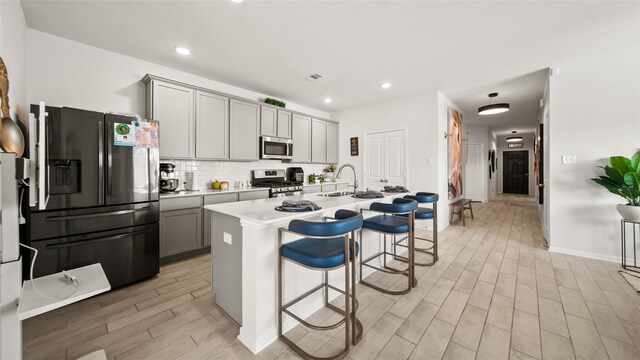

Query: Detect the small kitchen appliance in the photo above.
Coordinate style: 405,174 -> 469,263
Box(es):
160,162 -> 179,193
287,167 -> 304,183
252,169 -> 302,197
260,136 -> 293,160
185,171 -> 200,191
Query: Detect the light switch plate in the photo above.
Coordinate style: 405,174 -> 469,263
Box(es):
562,155 -> 577,165
223,232 -> 232,245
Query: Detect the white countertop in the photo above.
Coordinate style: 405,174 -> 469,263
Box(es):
302,180 -> 348,187
204,191 -> 407,225
160,181 -> 349,199
160,187 -> 268,199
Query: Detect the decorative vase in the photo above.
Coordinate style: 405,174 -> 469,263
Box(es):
324,172 -> 333,180
616,204 -> 640,222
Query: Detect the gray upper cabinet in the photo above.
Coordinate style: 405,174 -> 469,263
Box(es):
277,110 -> 292,139
230,99 -> 260,161
196,91 -> 229,159
292,114 -> 312,163
326,122 -> 339,163
260,106 -> 277,137
143,75 -> 338,163
311,119 -> 327,163
147,80 -> 195,159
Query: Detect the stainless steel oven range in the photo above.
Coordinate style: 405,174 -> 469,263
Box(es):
252,169 -> 302,197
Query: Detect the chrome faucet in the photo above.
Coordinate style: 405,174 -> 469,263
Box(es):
336,164 -> 358,193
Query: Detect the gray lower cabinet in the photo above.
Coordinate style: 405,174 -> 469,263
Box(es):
292,114 -> 312,163
311,119 -> 327,163
196,91 -> 229,159
230,99 -> 260,161
326,122 -> 339,163
239,190 -> 269,201
160,207 -> 203,258
321,184 -> 337,192
304,185 -> 322,194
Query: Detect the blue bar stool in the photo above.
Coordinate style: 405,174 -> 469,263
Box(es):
278,209 -> 364,360
359,198 -> 418,295
394,192 -> 439,266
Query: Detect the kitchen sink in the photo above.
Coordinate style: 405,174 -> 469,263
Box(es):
317,191 -> 354,197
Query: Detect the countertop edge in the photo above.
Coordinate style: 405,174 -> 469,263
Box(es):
160,187 -> 269,199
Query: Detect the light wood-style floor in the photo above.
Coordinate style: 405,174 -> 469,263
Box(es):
24,195 -> 640,360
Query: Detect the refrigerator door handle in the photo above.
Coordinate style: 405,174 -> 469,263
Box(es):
107,139 -> 113,196
45,228 -> 151,249
98,118 -> 104,203
37,101 -> 50,210
44,206 -> 151,222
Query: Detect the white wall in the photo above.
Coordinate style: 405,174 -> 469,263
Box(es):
548,42 -> 640,262
332,92 -> 449,229
497,133 -> 535,195
27,29 -> 329,119
437,92 -> 468,228
0,1 -> 27,130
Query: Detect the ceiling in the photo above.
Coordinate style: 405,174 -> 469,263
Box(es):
446,69 -> 548,136
20,1 -> 639,112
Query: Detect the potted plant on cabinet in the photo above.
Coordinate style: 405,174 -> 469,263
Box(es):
591,151 -> 640,221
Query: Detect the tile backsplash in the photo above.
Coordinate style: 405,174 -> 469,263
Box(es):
162,159 -> 332,190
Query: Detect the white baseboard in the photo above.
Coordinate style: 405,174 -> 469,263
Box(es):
548,246 -> 621,264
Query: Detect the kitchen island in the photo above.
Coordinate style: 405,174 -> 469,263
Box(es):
204,192 -> 407,354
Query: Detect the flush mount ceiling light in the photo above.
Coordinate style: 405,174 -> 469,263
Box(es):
506,136 -> 523,142
478,92 -> 510,115
174,46 -> 190,55
324,98 -> 332,104
230,0 -> 244,3
380,82 -> 391,89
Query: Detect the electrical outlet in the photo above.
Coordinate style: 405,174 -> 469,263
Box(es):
562,155 -> 577,165
224,232 -> 232,245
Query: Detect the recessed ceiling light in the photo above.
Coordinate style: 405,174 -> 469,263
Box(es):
324,98 -> 332,104
175,47 -> 190,55
230,0 -> 244,3
380,82 -> 391,89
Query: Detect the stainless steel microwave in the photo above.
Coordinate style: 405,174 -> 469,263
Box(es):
260,137 -> 293,160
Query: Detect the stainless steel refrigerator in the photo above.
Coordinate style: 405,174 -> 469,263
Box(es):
25,105 -> 160,288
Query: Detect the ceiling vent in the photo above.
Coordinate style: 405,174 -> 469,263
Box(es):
304,73 -> 324,81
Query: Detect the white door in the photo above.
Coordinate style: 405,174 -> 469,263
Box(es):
464,143 -> 484,202
384,130 -> 406,186
365,130 -> 407,190
365,133 -> 385,191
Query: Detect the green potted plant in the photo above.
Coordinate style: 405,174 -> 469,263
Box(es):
591,151 -> 640,221
323,164 -> 337,180
308,173 -> 316,184
264,97 -> 286,108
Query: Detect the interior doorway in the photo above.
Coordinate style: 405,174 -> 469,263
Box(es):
363,129 -> 407,190
503,150 -> 529,194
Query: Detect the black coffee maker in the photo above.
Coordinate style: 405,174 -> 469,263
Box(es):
287,167 -> 304,183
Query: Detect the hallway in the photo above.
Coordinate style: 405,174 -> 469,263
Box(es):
23,195 -> 640,359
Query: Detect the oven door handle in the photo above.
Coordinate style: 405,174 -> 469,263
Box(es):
45,228 -> 151,249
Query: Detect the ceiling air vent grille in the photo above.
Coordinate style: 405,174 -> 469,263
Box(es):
304,73 -> 324,81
